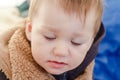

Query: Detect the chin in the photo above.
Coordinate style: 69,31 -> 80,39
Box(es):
46,69 -> 65,75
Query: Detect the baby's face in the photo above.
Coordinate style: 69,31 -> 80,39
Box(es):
26,1 -> 94,75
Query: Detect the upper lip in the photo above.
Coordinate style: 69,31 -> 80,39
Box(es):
48,60 -> 68,65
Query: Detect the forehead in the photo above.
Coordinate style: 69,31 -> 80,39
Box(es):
33,1 -> 85,24
33,2 -> 83,29
32,0 -> 96,33
30,0 -> 85,21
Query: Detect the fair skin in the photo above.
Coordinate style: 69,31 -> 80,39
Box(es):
26,1 -> 95,75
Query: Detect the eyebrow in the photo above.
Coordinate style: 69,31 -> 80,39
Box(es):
40,24 -> 59,33
73,31 -> 87,37
73,32 -> 90,40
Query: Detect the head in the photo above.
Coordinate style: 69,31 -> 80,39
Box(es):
25,0 -> 103,75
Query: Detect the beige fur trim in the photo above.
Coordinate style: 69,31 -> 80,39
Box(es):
8,27 -> 55,80
0,27 -> 21,80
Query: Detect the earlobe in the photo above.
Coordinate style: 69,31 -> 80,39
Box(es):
25,21 -> 32,41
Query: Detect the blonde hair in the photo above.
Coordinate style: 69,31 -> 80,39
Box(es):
28,0 -> 103,36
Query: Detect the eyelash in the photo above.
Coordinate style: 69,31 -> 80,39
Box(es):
44,36 -> 81,46
71,41 -> 81,46
44,36 -> 56,40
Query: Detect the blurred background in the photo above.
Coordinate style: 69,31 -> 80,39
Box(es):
0,0 -> 25,7
0,0 -> 120,80
0,0 -> 29,33
94,0 -> 120,80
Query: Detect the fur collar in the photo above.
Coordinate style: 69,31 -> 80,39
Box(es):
8,27 -> 55,80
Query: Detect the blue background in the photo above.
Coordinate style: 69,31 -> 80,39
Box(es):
94,0 -> 120,80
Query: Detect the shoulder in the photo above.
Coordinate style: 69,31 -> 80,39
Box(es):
0,20 -> 26,79
0,21 -> 25,80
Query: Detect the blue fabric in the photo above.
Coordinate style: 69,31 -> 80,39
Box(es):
94,0 -> 120,80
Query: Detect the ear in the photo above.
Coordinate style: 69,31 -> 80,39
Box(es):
25,20 -> 32,41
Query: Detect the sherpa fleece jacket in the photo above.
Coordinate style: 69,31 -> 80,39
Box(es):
0,21 -> 105,80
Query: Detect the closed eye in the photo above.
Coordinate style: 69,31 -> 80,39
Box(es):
71,41 -> 82,46
44,36 -> 56,40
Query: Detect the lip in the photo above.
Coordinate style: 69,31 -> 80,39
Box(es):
47,60 -> 68,69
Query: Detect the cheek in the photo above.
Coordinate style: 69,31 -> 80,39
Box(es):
30,34 -> 52,62
31,37 -> 50,56
69,46 -> 89,69
30,39 -> 53,67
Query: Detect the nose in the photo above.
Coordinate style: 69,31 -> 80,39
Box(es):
52,43 -> 69,57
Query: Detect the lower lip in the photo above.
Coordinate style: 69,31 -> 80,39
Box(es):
48,61 -> 67,69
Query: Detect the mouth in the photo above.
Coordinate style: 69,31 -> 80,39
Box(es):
47,60 -> 68,69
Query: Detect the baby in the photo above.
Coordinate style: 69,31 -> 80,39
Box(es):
0,0 -> 105,80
